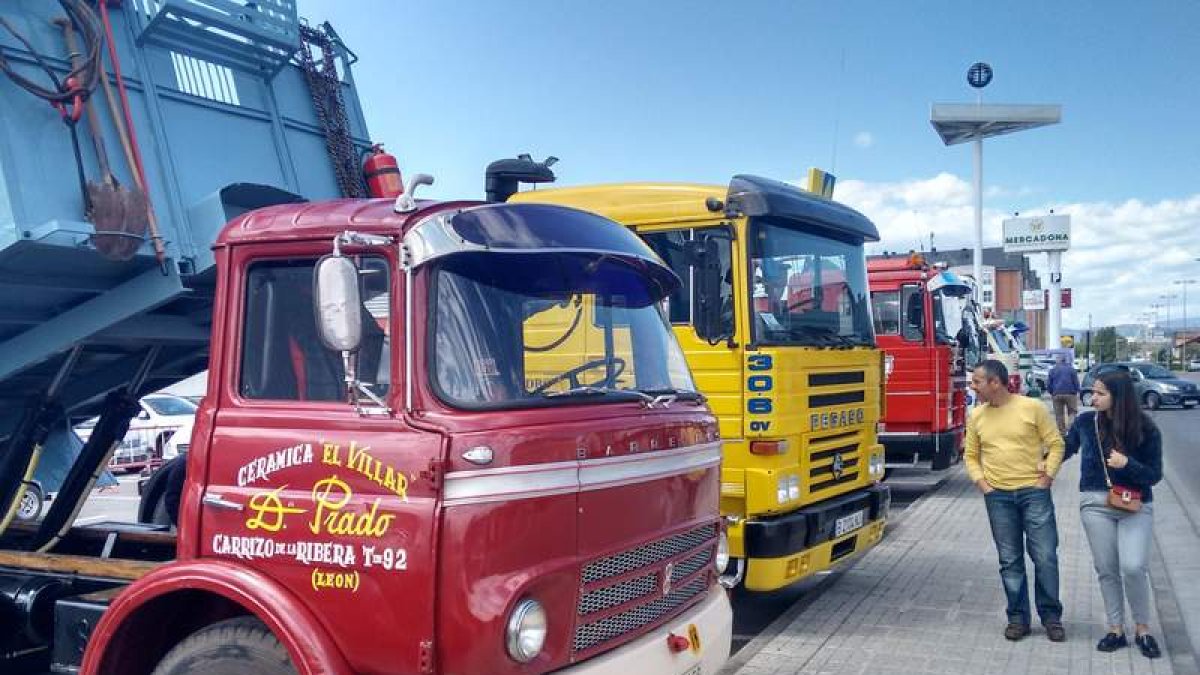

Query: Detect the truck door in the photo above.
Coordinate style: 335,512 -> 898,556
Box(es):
197,253 -> 441,674
877,283 -> 931,429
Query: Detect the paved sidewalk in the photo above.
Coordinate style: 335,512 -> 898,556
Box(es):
726,460 -> 1188,675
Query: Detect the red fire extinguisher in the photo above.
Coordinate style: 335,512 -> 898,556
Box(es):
363,143 -> 403,198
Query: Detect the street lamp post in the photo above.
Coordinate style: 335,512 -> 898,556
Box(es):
930,64 -> 1061,302
1161,293 -> 1177,366
1173,279 -> 1196,365
1150,303 -> 1165,364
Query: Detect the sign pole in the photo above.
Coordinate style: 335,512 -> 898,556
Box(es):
973,139 -> 983,297
1048,250 -> 1062,350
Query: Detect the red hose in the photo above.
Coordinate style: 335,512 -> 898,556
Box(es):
98,0 -> 147,189
99,0 -> 166,268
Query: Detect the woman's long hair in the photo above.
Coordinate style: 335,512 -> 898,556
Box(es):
1096,369 -> 1148,453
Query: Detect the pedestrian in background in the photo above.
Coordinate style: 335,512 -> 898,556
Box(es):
1048,355 -> 1081,435
1065,370 -> 1163,658
965,359 -> 1067,643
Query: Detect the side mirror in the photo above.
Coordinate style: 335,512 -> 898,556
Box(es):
687,238 -> 726,343
137,410 -> 151,421
314,255 -> 363,353
1130,369 -> 1143,381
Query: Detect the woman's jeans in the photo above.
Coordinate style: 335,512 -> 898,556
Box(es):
984,487 -> 1063,625
1080,491 -> 1155,626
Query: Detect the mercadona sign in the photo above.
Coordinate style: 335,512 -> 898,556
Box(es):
1001,214 -> 1070,253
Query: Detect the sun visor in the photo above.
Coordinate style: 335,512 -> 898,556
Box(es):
403,203 -> 680,303
727,174 -> 880,242
928,270 -> 973,297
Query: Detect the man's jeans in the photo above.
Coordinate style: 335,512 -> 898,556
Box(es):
984,487 -> 1063,626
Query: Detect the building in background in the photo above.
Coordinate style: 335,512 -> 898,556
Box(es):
869,247 -> 1047,348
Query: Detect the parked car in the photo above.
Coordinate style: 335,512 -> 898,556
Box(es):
75,393 -> 198,472
15,480 -> 44,521
1025,357 -> 1057,393
1188,358 -> 1200,372
1081,362 -> 1200,409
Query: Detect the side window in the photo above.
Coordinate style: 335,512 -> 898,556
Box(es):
240,257 -> 391,401
900,284 -> 924,342
870,291 -> 900,335
641,230 -> 692,323
700,230 -> 735,339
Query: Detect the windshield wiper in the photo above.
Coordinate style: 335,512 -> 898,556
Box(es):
634,387 -> 708,404
787,324 -> 861,348
542,386 -> 651,402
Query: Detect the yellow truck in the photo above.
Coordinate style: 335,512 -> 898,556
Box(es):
511,174 -> 890,591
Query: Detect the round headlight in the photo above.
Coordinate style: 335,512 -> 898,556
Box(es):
715,530 -> 730,574
506,598 -> 547,663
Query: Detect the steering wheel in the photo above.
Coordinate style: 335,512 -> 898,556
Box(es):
531,357 -> 627,395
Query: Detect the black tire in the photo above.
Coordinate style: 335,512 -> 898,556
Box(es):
152,617 -> 295,675
149,494 -> 172,527
1144,392 -> 1161,410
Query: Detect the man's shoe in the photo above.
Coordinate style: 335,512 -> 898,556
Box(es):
1096,632 -> 1128,652
1135,634 -> 1162,659
1044,622 -> 1067,642
1004,623 -> 1032,641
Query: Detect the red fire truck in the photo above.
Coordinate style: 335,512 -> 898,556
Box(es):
867,254 -> 981,470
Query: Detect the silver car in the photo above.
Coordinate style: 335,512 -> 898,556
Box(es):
1081,362 -> 1199,410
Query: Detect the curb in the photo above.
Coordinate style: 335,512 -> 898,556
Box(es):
719,468 -> 957,675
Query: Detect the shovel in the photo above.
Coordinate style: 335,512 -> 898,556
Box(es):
57,16 -> 148,261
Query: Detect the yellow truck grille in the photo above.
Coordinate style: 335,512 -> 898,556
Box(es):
808,432 -> 861,491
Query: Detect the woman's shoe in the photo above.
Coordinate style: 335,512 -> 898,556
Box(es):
1135,634 -> 1161,659
1096,632 -> 1128,652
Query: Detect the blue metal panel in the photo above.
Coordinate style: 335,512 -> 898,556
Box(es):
0,0 -> 371,433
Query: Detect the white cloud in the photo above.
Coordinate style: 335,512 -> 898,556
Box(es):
831,174 -> 1200,328
852,131 -> 874,149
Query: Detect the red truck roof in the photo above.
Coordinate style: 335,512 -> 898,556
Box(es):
215,198 -> 477,245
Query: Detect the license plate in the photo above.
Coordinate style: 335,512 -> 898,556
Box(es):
834,510 -> 865,537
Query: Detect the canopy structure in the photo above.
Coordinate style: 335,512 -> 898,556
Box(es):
930,103 -> 1062,146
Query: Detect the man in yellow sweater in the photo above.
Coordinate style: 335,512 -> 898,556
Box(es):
965,359 -> 1066,643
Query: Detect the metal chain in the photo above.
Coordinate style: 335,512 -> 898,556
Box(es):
297,24 -> 365,198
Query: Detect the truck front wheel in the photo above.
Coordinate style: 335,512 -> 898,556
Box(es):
152,617 -> 295,675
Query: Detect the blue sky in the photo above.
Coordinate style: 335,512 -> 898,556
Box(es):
297,0 -> 1200,328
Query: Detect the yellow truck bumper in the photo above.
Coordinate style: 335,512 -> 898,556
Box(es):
734,484 -> 890,592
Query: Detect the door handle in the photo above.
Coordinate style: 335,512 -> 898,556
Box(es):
202,493 -> 244,511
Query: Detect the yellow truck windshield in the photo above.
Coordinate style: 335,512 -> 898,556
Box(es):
749,218 -> 874,348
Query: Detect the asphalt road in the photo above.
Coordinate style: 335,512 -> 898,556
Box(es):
1147,371 -> 1200,510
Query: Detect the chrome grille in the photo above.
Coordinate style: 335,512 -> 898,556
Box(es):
672,548 -> 712,582
573,577 -> 708,653
577,573 -> 658,616
581,523 -> 716,584
574,523 -> 717,655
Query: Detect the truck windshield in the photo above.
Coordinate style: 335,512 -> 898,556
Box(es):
748,218 -> 874,347
933,291 -> 972,345
431,253 -> 696,409
988,327 -> 1014,353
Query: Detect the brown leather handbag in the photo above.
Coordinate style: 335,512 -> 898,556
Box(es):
1095,414 -> 1142,512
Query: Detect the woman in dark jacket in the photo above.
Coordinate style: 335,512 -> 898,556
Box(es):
1065,369 -> 1163,658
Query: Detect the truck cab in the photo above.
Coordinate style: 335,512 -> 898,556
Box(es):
867,254 -> 979,470
511,175 -> 890,592
0,197 -> 731,675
